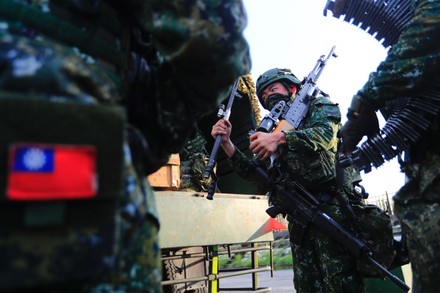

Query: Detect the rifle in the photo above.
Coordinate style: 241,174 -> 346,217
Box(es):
258,46 -> 338,133
252,46 -> 408,291
250,162 -> 409,292
203,78 -> 241,200
253,46 -> 338,170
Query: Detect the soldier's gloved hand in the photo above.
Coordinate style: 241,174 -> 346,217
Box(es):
340,101 -> 379,155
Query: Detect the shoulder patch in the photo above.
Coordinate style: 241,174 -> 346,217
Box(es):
322,104 -> 341,117
312,96 -> 341,118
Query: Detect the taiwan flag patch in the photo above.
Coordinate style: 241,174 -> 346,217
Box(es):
7,144 -> 97,200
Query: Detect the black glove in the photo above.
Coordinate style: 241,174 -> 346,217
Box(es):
339,103 -> 379,155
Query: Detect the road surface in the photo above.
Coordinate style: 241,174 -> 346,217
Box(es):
218,269 -> 296,293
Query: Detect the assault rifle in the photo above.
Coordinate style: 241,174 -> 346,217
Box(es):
252,46 -> 408,291
203,78 -> 241,200
257,46 -> 338,134
250,162 -> 409,292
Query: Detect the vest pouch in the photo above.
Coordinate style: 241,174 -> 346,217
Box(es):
284,149 -> 337,187
0,96 -> 125,290
352,203 -> 396,277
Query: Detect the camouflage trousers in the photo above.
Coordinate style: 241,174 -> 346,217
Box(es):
394,179 -> 440,293
289,203 -> 365,293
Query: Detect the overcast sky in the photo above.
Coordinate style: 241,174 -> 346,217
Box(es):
242,0 -> 405,199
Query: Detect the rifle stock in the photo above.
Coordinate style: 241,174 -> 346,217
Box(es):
273,120 -> 295,133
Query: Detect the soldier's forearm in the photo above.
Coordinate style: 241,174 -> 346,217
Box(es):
221,140 -> 235,158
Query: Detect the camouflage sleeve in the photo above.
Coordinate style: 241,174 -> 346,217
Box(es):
227,146 -> 256,181
353,0 -> 440,109
282,96 -> 341,153
132,0 -> 251,117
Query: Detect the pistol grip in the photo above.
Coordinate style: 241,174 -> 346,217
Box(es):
266,205 -> 284,218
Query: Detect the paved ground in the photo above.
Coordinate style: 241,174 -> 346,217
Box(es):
218,269 -> 296,293
216,265 -> 413,293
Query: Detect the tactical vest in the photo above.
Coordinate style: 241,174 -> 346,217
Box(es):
279,96 -> 341,190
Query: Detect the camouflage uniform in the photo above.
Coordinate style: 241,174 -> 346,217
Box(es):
0,0 -> 250,291
341,0 -> 440,292
229,94 -> 365,292
179,130 -> 212,192
339,166 -> 396,277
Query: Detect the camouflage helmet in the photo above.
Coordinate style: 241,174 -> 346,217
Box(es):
256,68 -> 302,102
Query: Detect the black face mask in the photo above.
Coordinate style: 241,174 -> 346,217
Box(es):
265,93 -> 291,110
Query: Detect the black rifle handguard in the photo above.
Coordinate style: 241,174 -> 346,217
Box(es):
204,78 -> 241,200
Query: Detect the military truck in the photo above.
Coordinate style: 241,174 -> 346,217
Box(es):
152,65 -> 413,292
150,77 -> 280,293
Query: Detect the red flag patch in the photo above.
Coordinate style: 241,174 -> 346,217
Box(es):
7,144 -> 97,200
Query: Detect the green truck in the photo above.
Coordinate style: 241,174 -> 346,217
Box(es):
154,76 -> 412,293
155,80 -> 277,293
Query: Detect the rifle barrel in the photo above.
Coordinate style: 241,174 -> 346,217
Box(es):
366,255 -> 410,292
203,78 -> 240,188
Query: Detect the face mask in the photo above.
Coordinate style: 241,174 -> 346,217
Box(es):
265,93 -> 291,110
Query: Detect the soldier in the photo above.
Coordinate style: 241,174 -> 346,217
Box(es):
339,0 -> 440,292
0,0 -> 250,292
179,130 -> 212,192
338,165 -> 397,278
212,68 -> 365,292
